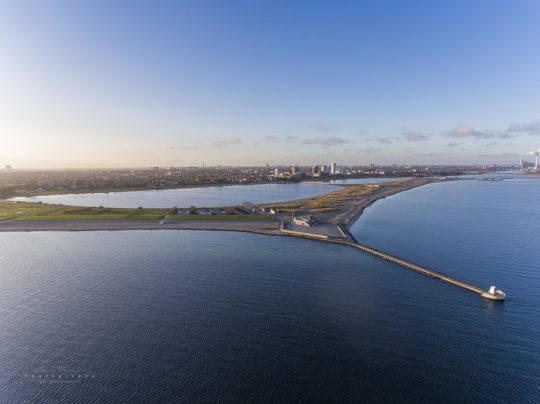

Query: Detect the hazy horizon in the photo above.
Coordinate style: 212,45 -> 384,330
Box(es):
0,162 -> 510,171
1,1 -> 539,169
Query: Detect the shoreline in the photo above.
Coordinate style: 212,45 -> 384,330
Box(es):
1,178 -> 438,234
343,179 -> 438,230
5,174 -> 436,200
3,178 -> 338,200
2,170 -> 525,201
0,179 -> 437,234
0,178 -> 506,301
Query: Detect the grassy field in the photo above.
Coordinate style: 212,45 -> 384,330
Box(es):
0,202 -> 169,221
0,202 -> 68,221
0,201 -> 273,221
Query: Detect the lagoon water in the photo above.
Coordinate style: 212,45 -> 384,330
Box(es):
11,177 -> 406,208
11,182 -> 341,209
1,177 -> 539,402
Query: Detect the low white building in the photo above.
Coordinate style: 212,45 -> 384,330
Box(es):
261,207 -> 276,214
293,215 -> 315,227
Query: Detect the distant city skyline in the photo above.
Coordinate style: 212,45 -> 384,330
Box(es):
1,1 -> 539,168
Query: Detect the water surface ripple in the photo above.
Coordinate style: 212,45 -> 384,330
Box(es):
0,177 -> 538,402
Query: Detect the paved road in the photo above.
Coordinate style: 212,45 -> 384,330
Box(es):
0,219 -> 282,235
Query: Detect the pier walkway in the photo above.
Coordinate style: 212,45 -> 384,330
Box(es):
314,233 -> 506,301
346,242 -> 484,293
330,238 -> 505,301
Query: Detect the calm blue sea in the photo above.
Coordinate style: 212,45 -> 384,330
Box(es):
1,177 -> 539,402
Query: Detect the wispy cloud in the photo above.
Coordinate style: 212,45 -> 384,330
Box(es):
356,147 -> 382,155
368,136 -> 401,144
370,129 -> 432,143
310,123 -> 340,134
164,145 -> 199,150
205,137 -> 242,148
415,152 -> 446,157
402,131 -> 430,142
522,148 -> 540,156
444,122 -> 528,139
284,120 -> 539,153
353,129 -> 369,136
506,121 -> 540,135
261,134 -> 301,143
478,152 -> 519,158
445,124 -> 492,138
261,134 -> 280,142
301,136 -> 349,146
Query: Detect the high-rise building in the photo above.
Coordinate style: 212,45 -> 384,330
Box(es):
5,165 -> 12,170
320,164 -> 327,174
330,162 -> 337,175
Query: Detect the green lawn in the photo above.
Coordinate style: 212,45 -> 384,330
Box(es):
0,202 -> 274,221
0,202 -> 168,221
0,202 -> 67,220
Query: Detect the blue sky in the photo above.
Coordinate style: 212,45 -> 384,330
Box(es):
1,0 -> 539,168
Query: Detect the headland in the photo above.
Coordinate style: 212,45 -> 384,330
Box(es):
0,177 -> 506,301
